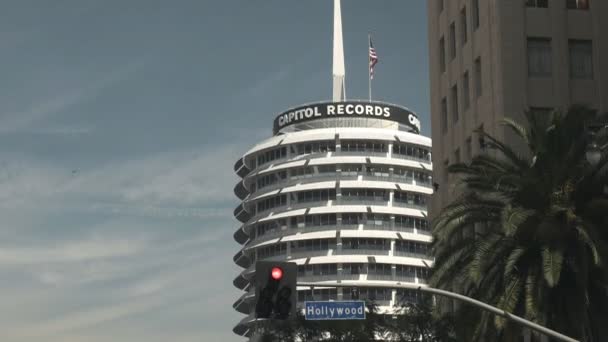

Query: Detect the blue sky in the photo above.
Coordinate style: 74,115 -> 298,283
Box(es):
0,1 -> 428,340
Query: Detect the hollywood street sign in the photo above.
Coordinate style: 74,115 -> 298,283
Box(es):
304,301 -> 366,320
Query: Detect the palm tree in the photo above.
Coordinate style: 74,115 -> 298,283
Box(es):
430,106 -> 608,341
387,294 -> 457,342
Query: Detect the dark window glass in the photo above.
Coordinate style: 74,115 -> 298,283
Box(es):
569,40 -> 593,79
439,37 -> 446,73
472,0 -> 480,29
474,58 -> 482,97
441,98 -> 448,133
527,38 -> 553,77
460,7 -> 468,45
451,84 -> 459,123
567,0 -> 589,9
463,71 -> 470,109
449,23 -> 456,59
526,0 -> 548,7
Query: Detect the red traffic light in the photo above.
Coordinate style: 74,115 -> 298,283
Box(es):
271,267 -> 283,280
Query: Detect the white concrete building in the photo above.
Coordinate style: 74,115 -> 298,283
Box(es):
231,1 -> 434,338
231,102 -> 434,337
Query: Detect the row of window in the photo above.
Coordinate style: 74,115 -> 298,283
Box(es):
256,170 -> 287,190
342,238 -> 391,251
439,1 -> 480,73
252,213 -> 430,239
254,188 -> 429,214
527,38 -> 593,79
291,239 -> 337,253
256,195 -> 286,212
440,58 -> 481,134
395,240 -> 429,255
392,143 -> 432,161
527,0 -> 590,9
297,288 -> 424,303
292,140 -> 336,155
256,164 -> 432,181
296,263 -> 428,278
342,141 -> 387,153
254,142 -> 432,168
256,147 -> 287,166
254,238 -> 430,258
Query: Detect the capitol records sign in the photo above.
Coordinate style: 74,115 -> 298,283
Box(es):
273,101 -> 421,135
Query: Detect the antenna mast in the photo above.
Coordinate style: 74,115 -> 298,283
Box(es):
332,0 -> 346,102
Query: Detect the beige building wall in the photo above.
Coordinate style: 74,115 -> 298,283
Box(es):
427,0 -> 608,218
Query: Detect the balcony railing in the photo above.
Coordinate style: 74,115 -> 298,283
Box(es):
393,250 -> 429,258
298,274 -> 338,282
249,223 -> 432,243
339,248 -> 391,256
394,275 -> 416,283
336,150 -> 389,158
338,197 -> 389,206
391,153 -> 432,164
392,201 -> 427,211
366,273 -> 394,281
290,249 -> 334,258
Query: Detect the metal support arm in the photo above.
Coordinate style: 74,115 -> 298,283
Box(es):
297,282 -> 579,342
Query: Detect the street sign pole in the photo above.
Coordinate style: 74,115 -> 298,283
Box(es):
297,282 -> 579,342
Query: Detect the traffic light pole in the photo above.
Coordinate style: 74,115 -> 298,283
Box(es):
297,282 -> 579,342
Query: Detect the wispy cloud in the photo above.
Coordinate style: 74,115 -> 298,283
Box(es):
0,237 -> 145,266
0,61 -> 145,134
0,144 -> 240,213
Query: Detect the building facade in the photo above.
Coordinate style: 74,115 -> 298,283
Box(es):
231,102 -> 433,338
427,0 -> 608,216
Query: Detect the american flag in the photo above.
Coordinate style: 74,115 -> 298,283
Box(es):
369,37 -> 379,79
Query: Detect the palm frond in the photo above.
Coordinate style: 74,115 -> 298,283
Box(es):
494,276 -> 523,329
504,247 -> 526,278
542,247 -> 564,287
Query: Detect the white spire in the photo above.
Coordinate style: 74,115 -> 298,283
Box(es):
332,0 -> 346,102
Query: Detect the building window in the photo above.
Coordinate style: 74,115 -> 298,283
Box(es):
465,137 -> 472,161
451,85 -> 459,123
526,0 -> 549,7
463,71 -> 470,109
449,22 -> 456,60
443,160 -> 449,186
472,0 -> 480,29
474,57 -> 482,97
439,37 -> 446,73
441,97 -> 448,134
569,40 -> 593,79
478,125 -> 486,152
438,0 -> 444,13
527,38 -> 552,77
460,7 -> 468,45
566,0 -> 589,10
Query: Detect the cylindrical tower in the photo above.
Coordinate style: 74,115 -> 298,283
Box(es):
232,101 -> 433,338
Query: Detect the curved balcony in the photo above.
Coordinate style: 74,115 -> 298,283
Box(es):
233,274 -> 249,290
233,226 -> 249,245
233,314 -> 254,337
233,203 -> 252,223
233,288 -> 255,314
233,180 -> 249,200
233,250 -> 251,268
234,158 -> 250,178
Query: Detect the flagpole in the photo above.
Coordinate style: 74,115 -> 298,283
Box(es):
368,33 -> 372,102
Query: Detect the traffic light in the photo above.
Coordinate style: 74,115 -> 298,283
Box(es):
254,261 -> 297,320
